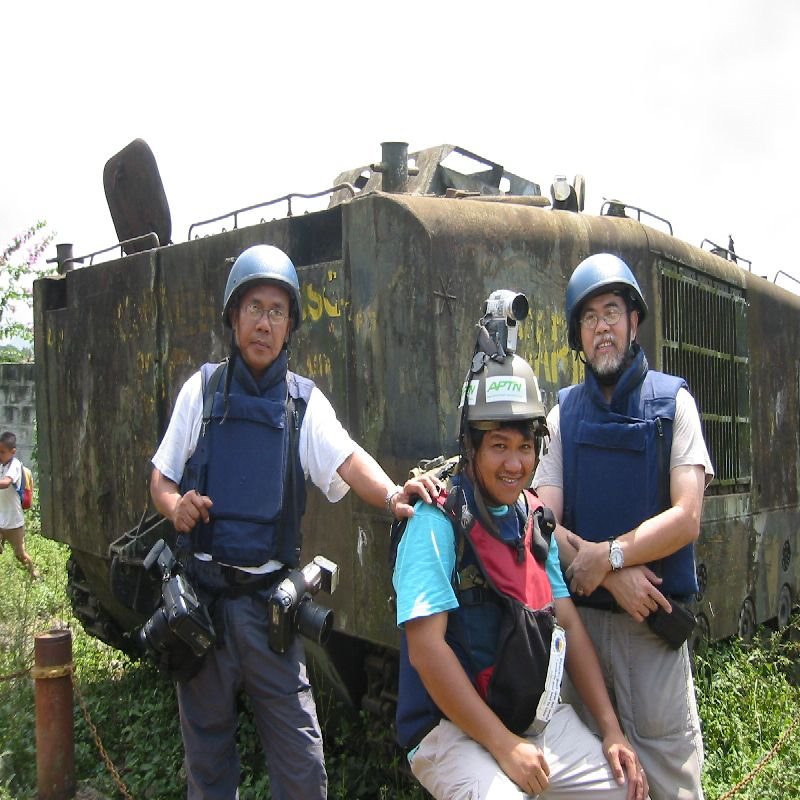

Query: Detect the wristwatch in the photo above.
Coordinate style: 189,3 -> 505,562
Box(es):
608,537 -> 624,571
384,484 -> 403,513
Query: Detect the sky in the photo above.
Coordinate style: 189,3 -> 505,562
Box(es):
3,0 -> 800,306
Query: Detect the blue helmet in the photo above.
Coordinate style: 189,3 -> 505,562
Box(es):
565,253 -> 647,351
222,244 -> 302,329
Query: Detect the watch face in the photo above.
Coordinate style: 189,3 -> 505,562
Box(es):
610,543 -> 624,570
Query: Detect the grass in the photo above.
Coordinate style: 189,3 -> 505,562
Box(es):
0,516 -> 423,800
694,632 -> 800,798
2,517 -> 800,799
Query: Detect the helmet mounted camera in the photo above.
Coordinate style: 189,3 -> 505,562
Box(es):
458,290 -> 547,452
456,290 -> 548,536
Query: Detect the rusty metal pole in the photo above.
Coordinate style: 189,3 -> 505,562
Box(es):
54,243 -> 76,274
34,629 -> 75,800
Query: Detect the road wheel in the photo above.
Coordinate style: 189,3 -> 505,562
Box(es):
737,597 -> 756,642
777,584 -> 793,629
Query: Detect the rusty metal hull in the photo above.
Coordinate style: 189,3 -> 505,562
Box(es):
34,187 -> 800,691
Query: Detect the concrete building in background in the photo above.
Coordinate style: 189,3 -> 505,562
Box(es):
0,362 -> 36,470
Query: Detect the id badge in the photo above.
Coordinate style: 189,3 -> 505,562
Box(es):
530,624 -> 566,735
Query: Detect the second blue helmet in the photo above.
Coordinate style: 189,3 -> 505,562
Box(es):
565,253 -> 647,351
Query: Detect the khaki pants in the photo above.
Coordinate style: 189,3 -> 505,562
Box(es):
0,525 -> 36,574
562,607 -> 704,800
409,704 -> 632,799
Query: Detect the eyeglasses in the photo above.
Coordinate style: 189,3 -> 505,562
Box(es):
243,302 -> 289,325
579,307 -> 624,330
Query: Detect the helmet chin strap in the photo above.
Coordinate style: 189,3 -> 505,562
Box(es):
473,481 -> 500,537
462,443 -> 501,538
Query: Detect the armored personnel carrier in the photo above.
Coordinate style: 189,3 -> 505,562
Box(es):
34,141 -> 800,712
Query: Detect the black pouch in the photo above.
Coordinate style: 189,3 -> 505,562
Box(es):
647,597 -> 696,649
484,601 -> 554,734
157,639 -> 209,684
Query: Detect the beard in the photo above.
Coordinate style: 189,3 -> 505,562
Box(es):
587,334 -> 631,386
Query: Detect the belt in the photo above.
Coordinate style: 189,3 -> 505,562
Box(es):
572,596 -> 623,613
219,565 -> 287,591
458,586 -> 501,606
573,593 -> 692,613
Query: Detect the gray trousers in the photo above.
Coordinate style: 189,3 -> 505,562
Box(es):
562,607 -> 704,800
410,704 -> 631,799
176,585 -> 326,800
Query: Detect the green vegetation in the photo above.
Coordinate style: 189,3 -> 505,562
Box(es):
0,517 -> 423,800
694,633 -> 800,798
0,344 -> 33,363
1,221 -> 54,348
2,521 -> 799,799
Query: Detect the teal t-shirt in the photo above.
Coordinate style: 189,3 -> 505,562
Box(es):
393,498 -> 568,628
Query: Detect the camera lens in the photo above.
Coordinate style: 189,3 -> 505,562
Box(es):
295,598 -> 334,645
139,607 -> 176,655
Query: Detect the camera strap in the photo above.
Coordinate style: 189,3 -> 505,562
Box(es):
278,372 -> 309,567
278,394 -> 299,564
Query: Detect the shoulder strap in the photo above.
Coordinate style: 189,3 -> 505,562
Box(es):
200,361 -> 227,424
15,460 -> 25,498
180,362 -> 227,495
641,371 -> 684,514
286,373 -> 310,431
522,490 -> 555,565
280,393 -> 304,565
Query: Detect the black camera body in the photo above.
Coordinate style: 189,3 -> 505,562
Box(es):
139,539 -> 216,660
268,555 -> 338,654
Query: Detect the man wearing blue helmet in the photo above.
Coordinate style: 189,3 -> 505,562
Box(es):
534,253 -> 713,800
150,244 -> 425,800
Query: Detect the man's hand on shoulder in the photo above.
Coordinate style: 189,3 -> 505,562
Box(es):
391,474 -> 444,520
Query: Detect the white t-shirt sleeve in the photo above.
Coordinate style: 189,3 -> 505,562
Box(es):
0,458 -> 25,528
7,458 -> 22,488
151,371 -> 204,484
393,501 -> 459,626
532,405 -> 563,490
671,387 -> 715,483
299,387 -> 356,502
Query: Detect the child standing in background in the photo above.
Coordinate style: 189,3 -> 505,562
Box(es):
0,431 -> 38,578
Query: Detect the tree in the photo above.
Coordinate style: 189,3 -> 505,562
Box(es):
1,221 -> 55,354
